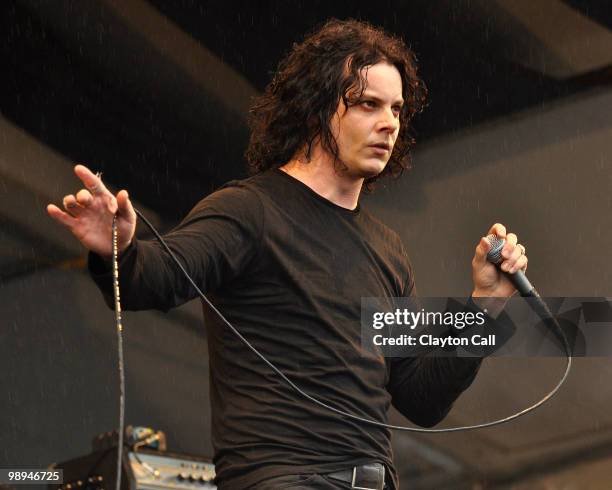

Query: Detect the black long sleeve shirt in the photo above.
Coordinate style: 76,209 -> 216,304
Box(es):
89,168 -> 482,489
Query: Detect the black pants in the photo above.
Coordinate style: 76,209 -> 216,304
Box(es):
254,472 -> 389,489
255,473 -> 351,489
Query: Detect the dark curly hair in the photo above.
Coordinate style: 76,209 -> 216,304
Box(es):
245,18 -> 427,190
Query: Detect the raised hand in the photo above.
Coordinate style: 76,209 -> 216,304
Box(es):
47,165 -> 136,258
471,223 -> 528,298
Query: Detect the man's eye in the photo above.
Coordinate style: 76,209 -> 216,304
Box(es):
361,100 -> 376,108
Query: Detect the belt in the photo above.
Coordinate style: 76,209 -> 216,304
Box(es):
326,463 -> 386,490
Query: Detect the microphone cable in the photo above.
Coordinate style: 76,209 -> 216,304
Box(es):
109,208 -> 573,490
110,215 -> 126,490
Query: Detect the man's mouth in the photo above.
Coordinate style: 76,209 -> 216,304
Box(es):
369,143 -> 391,152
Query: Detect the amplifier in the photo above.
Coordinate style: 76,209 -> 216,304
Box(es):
127,451 -> 216,490
50,449 -> 216,490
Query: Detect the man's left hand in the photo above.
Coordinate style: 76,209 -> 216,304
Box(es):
471,223 -> 528,298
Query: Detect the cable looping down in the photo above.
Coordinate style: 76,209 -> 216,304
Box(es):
109,206 -> 572,482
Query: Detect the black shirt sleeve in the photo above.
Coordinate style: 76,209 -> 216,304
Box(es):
88,184 -> 264,312
385,262 -> 483,428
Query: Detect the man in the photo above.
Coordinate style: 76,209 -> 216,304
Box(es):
48,19 -> 527,490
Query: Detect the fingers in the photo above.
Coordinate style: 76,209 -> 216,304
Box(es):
502,232 -> 517,258
505,233 -> 517,247
46,203 -> 77,229
472,236 -> 493,266
513,254 -> 528,273
64,189 -> 93,218
479,224 -> 528,273
62,189 -> 94,217
502,253 -> 527,274
76,188 -> 94,207
487,223 -> 506,239
61,193 -> 90,218
48,166 -> 131,244
74,164 -> 110,197
500,239 -> 528,273
116,190 -> 136,223
61,194 -> 80,215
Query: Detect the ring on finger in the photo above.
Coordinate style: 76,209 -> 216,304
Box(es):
89,172 -> 104,195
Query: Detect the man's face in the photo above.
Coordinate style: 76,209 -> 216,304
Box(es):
330,62 -> 403,179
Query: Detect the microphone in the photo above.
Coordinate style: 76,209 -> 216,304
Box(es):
486,234 -> 540,298
485,234 -> 573,357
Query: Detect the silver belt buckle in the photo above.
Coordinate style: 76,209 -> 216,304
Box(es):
351,464 -> 385,490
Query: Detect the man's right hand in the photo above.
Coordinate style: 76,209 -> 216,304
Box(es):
47,164 -> 137,259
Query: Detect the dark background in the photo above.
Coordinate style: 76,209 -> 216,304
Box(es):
2,0 -> 607,228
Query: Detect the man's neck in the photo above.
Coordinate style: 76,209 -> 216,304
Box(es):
280,149 -> 363,211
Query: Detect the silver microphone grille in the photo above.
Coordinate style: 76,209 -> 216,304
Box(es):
486,234 -> 505,264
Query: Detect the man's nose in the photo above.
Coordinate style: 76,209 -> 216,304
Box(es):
378,108 -> 399,133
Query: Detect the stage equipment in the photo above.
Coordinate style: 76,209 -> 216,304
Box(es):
50,448 -> 216,490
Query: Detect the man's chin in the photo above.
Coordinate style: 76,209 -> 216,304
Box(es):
360,160 -> 387,178
336,158 -> 388,179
